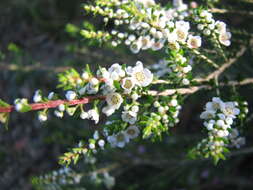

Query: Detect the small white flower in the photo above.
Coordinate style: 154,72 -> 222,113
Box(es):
54,110 -> 64,118
200,110 -> 215,119
131,93 -> 139,101
38,113 -> 47,122
90,78 -> 99,86
121,77 -> 136,93
107,135 -> 117,147
130,41 -> 142,54
125,126 -> 140,139
65,91 -> 77,101
89,143 -> 96,149
115,132 -> 129,148
33,90 -> 42,103
139,36 -> 153,50
216,120 -> 225,127
219,31 -> 231,46
182,78 -> 190,85
82,72 -> 89,80
58,104 -> 65,112
102,106 -> 116,116
131,105 -> 139,113
215,21 -> 227,32
152,40 -> 165,51
88,109 -> 99,124
93,131 -> 99,140
48,92 -> 55,100
80,112 -> 89,119
187,35 -> 202,49
170,99 -> 178,107
106,93 -> 123,110
122,110 -> 138,124
222,102 -> 240,118
108,63 -> 125,80
98,139 -> 105,148
130,61 -> 153,87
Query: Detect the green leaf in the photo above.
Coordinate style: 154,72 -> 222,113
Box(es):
0,113 -> 10,130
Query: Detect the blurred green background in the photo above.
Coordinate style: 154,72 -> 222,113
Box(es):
0,0 -> 253,189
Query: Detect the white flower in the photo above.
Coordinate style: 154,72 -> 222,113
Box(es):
216,120 -> 225,127
206,97 -> 224,111
170,99 -> 178,107
86,83 -> 99,94
131,93 -> 139,101
121,77 -> 136,93
221,102 -> 240,118
48,92 -> 55,100
131,105 -> 139,112
54,110 -> 64,118
107,135 -> 117,147
152,40 -> 165,51
130,61 -> 153,87
80,112 -> 89,119
187,35 -> 202,49
173,0 -> 188,11
101,81 -> 116,95
122,110 -> 138,124
98,139 -> 105,148
182,78 -> 190,85
38,113 -> 47,122
115,132 -> 129,148
65,91 -> 77,101
88,109 -> 99,124
215,21 -> 227,32
82,72 -> 89,80
102,106 -> 116,116
33,90 -> 42,103
219,31 -> 231,46
138,36 -> 153,50
200,110 -> 215,119
108,63 -> 125,80
130,41 -> 142,54
125,126 -> 140,139
90,78 -> 99,86
106,93 -> 123,110
175,27 -> 189,43
135,0 -> 156,8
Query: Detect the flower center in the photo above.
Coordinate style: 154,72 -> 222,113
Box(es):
134,71 -> 145,82
176,30 -> 186,40
127,129 -> 135,135
111,95 -> 120,105
124,79 -> 133,89
116,134 -> 125,142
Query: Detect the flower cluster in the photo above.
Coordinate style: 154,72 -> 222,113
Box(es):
32,156 -> 116,190
193,9 -> 231,46
190,97 -> 247,163
84,0 -> 203,55
107,125 -> 140,148
149,54 -> 192,85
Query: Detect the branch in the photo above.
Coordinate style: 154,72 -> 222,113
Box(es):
0,96 -> 105,113
148,78 -> 253,96
209,8 -> 253,17
195,39 -> 253,83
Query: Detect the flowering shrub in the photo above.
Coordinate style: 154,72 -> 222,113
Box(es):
0,0 -> 252,189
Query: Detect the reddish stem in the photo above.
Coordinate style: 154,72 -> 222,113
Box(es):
0,96 -> 105,113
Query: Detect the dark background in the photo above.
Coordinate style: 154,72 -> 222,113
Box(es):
0,0 -> 253,189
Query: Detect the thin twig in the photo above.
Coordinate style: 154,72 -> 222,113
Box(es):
209,8 -> 253,16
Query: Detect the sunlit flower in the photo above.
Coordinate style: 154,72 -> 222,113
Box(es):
130,61 -> 153,87
187,35 -> 202,49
